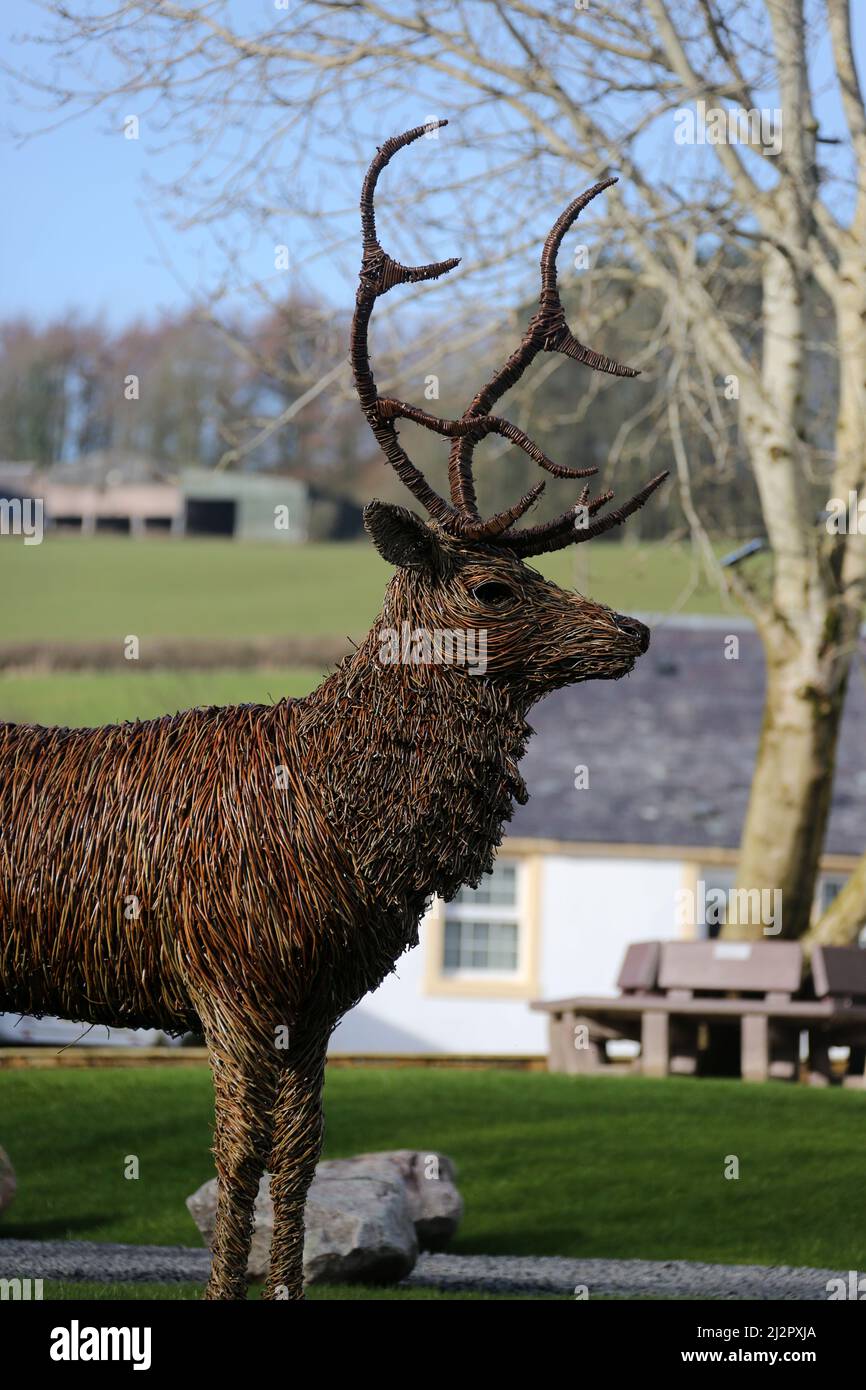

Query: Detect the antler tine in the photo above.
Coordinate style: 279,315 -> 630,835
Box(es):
447,177 -> 638,521
378,398 -> 597,480
351,121 -> 465,529
498,486 -> 614,555
537,179 -> 639,378
359,121 -> 461,286
502,471 -> 669,558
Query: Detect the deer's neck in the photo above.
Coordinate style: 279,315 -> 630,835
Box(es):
298,631 -> 532,907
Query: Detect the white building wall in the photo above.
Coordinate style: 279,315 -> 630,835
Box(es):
540,856 -> 684,999
330,851 -> 686,1056
330,935 -> 542,1055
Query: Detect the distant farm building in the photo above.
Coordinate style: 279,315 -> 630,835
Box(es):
179,468 -> 309,541
0,451 -> 363,541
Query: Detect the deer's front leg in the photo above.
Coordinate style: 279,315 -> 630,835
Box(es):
263,1030 -> 329,1301
203,1017 -> 278,1301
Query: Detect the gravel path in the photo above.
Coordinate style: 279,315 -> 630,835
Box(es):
0,1238 -> 846,1299
0,1238 -> 211,1285
406,1254 -> 844,1299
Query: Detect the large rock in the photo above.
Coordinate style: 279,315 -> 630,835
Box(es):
303,1173 -> 417,1284
185,1148 -> 462,1283
0,1146 -> 15,1215
316,1150 -> 463,1251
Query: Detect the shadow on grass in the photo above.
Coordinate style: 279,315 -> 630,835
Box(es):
0,1215 -> 123,1240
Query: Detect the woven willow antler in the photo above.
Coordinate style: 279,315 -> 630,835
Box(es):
350,121 -> 668,555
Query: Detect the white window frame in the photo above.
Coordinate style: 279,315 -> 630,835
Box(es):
442,861 -> 523,979
422,854 -> 540,999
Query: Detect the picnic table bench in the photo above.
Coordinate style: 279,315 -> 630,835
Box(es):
531,940 -> 866,1084
804,945 -> 866,1087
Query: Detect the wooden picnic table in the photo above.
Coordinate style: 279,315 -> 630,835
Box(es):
531,941 -> 866,1084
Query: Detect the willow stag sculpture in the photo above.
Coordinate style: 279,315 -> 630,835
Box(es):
0,123 -> 666,1300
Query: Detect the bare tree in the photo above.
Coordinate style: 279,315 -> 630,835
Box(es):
9,0 -> 866,939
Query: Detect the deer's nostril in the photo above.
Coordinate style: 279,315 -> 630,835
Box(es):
616,614 -> 650,653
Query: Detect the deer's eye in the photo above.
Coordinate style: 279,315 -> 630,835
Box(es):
472,580 -> 516,607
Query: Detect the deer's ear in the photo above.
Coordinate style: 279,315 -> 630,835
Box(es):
363,500 -> 442,572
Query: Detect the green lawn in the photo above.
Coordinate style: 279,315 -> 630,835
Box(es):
1,1067 -> 863,1275
42,1281 -> 565,1301
1,535 -> 734,647
0,534 -> 739,727
0,668 -> 320,727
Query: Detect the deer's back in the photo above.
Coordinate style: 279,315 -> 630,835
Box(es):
0,699 -> 338,1033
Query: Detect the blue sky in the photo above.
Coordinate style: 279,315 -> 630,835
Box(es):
1,2 -> 863,332
0,4 -> 228,329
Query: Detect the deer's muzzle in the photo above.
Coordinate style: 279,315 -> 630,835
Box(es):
614,614 -> 650,653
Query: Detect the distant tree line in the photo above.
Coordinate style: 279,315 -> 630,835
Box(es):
0,262 -> 837,546
0,301 -> 366,491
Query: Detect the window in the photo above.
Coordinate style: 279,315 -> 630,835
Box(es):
423,854 -> 540,999
442,861 -> 521,976
816,874 -> 846,917
693,869 -> 850,935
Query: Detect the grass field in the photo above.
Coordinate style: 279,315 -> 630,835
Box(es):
1,1067 -> 863,1280
0,534 -> 739,726
2,535 -> 735,646
0,668 -> 320,727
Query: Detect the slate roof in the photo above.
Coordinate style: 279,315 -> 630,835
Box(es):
511,616 -> 866,857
